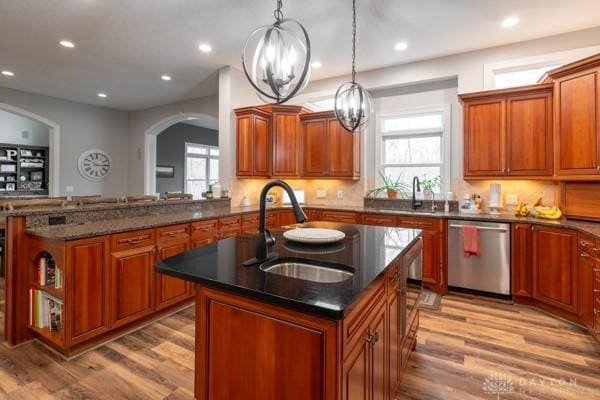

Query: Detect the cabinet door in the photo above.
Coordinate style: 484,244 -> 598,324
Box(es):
236,115 -> 253,176
577,252 -> 596,330
67,237 -> 110,345
463,99 -> 505,176
511,224 -> 533,298
328,118 -> 357,177
253,115 -> 271,176
272,112 -> 300,177
555,70 -> 600,175
278,210 -> 297,226
155,239 -> 191,310
370,306 -> 387,400
420,230 -> 439,287
506,92 -> 553,176
110,245 -> 155,328
342,326 -> 370,400
302,119 -> 328,177
532,227 -> 578,313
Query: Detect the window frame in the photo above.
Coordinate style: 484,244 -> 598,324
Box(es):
375,105 -> 451,195
183,142 -> 219,199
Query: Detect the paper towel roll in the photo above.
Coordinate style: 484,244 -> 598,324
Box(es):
489,183 -> 502,207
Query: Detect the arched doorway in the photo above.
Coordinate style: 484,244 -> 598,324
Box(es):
144,113 -> 218,195
0,103 -> 60,196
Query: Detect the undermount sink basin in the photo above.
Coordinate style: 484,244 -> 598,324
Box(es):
260,258 -> 354,283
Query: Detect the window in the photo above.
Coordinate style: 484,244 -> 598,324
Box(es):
376,107 -> 449,195
185,143 -> 219,199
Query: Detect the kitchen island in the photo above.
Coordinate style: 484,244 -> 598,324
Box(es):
157,221 -> 423,400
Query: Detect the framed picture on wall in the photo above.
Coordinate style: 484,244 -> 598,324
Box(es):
156,165 -> 175,178
6,183 -> 15,191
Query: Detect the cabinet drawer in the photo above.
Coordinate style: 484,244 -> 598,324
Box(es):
111,229 -> 155,252
321,211 -> 357,224
190,237 -> 215,249
242,213 -> 259,233
397,217 -> 436,231
266,211 -> 278,228
578,233 -> 598,254
342,279 -> 385,359
219,216 -> 241,238
191,219 -> 219,239
156,224 -> 190,242
362,213 -> 397,227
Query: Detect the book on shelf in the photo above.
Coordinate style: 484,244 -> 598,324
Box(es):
29,288 -> 63,332
37,254 -> 62,289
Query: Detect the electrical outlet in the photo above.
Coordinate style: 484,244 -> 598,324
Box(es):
505,194 -> 518,205
66,186 -> 74,193
316,189 -> 327,199
337,190 -> 343,200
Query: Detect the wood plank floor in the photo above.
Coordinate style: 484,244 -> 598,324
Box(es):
0,279 -> 598,399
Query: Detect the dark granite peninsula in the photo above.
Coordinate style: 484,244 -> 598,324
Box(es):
157,221 -> 423,400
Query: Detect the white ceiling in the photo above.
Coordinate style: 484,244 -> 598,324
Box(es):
1,0 -> 600,111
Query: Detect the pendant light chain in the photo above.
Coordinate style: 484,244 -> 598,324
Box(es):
274,0 -> 284,22
351,0 -> 357,84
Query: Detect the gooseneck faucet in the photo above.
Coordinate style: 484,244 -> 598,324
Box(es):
243,180 -> 307,266
412,176 -> 422,210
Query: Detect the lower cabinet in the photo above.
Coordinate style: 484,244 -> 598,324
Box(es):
578,249 -> 596,330
110,244 -> 156,328
511,224 -> 534,298
66,236 -> 111,346
155,238 -> 192,310
532,226 -> 578,313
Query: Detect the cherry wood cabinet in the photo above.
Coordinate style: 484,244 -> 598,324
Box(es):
300,112 -> 360,179
278,209 -> 297,226
511,224 -> 534,299
268,105 -> 307,177
155,237 -> 191,310
218,215 -> 241,239
578,248 -> 596,331
65,236 -> 111,346
110,244 -> 156,328
235,107 -> 271,177
321,210 -> 358,224
532,226 -> 578,313
460,84 -> 554,178
191,219 -> 218,248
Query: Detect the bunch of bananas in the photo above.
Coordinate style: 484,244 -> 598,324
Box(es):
514,198 -> 562,220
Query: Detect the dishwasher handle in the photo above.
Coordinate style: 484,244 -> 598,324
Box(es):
449,224 -> 508,233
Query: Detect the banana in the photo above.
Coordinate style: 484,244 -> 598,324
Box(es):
534,206 -> 562,220
515,202 -> 529,217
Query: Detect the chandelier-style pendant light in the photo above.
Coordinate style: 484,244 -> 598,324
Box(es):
242,0 -> 311,104
334,0 -> 373,132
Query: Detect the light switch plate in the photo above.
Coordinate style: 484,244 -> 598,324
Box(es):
505,194 -> 518,205
316,189 -> 327,199
66,186 -> 74,193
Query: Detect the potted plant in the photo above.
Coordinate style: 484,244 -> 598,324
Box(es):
420,175 -> 441,200
366,173 -> 410,199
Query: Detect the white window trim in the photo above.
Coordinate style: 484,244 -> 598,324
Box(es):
483,45 -> 600,90
183,142 -> 219,197
374,104 -> 451,195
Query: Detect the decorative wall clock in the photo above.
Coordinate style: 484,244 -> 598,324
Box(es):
78,149 -> 112,181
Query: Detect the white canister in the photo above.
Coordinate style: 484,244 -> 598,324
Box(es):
212,182 -> 222,198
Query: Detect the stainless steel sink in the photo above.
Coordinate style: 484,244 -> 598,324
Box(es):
260,258 -> 354,283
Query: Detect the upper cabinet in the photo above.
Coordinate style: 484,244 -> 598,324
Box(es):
546,56 -> 600,178
234,107 -> 360,180
300,111 -> 360,179
460,84 -> 553,179
235,107 -> 271,177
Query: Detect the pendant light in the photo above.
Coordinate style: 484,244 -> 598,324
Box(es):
242,0 -> 311,104
334,0 -> 373,132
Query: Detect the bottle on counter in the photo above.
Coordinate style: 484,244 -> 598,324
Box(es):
212,182 -> 222,198
205,185 -> 213,200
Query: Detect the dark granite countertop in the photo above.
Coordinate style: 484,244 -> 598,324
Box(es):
156,222 -> 421,319
23,202 -> 600,240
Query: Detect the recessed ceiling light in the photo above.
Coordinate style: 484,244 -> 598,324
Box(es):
161,75 -> 172,81
394,42 -> 408,51
1,70 -> 15,77
311,61 -> 322,69
198,43 -> 212,53
97,92 -> 107,98
501,16 -> 520,28
59,40 -> 75,48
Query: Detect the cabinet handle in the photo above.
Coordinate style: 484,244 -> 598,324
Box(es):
580,252 -> 593,258
365,333 -> 375,345
372,331 -> 380,344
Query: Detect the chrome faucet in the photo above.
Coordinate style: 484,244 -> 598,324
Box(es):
243,180 -> 307,266
412,176 -> 422,210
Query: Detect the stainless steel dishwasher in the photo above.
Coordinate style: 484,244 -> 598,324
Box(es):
447,219 -> 511,296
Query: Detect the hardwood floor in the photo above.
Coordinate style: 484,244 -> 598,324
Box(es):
0,279 -> 598,399
398,294 -> 600,400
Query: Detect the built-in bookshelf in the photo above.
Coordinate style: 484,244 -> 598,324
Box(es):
0,143 -> 49,196
29,251 -> 64,345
